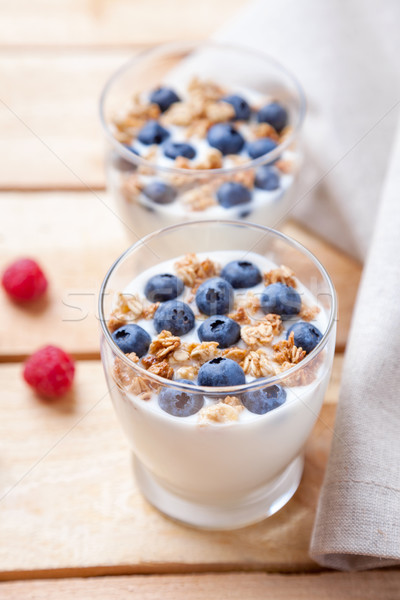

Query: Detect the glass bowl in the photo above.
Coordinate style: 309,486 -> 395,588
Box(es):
100,42 -> 306,241
99,220 -> 335,529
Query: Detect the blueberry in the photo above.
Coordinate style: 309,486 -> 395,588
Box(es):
137,120 -> 170,145
149,87 -> 180,113
198,357 -> 246,387
247,137 -> 278,160
195,277 -> 234,316
260,283 -> 301,320
254,165 -> 280,191
144,273 -> 184,303
110,147 -> 139,172
163,141 -> 196,160
142,181 -> 177,204
222,95 -> 251,120
198,315 -> 241,349
239,210 -> 251,219
112,324 -> 151,357
221,260 -> 261,289
242,385 -> 287,415
287,321 -> 323,354
217,182 -> 251,208
257,102 -> 288,133
154,300 -> 195,336
207,123 -> 245,155
158,381 -> 204,417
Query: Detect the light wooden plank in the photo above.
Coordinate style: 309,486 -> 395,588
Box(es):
0,358 -> 340,578
0,0 -> 246,47
0,51 -> 132,189
0,192 -> 360,358
1,571 -> 399,599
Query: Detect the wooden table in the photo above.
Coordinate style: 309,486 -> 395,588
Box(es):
0,2 -> 398,597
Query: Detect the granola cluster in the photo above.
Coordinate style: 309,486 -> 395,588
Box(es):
107,254 -> 322,407
110,77 -> 297,212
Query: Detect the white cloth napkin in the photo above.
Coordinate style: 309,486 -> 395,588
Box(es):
215,0 -> 400,262
215,0 -> 400,569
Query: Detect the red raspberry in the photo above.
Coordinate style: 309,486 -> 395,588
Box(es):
2,258 -> 48,302
23,346 -> 75,399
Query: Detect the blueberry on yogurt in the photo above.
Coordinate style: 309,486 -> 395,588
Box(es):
198,315 -> 241,349
154,300 -> 195,336
247,137 -> 278,160
223,94 -> 251,121
217,182 -> 251,209
158,381 -> 204,417
112,324 -> 151,357
138,120 -> 170,145
260,283 -> 301,320
254,166 -> 280,191
143,181 -> 177,204
207,123 -> 245,155
287,321 -> 323,354
163,141 -> 196,160
242,385 -> 287,415
149,87 -> 180,113
257,102 -> 288,133
198,357 -> 246,387
221,260 -> 261,289
144,273 -> 184,303
195,277 -> 234,315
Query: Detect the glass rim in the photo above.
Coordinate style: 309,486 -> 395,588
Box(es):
99,220 -> 336,396
99,40 -> 306,177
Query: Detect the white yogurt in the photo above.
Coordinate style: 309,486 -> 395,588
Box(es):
103,250 -> 334,528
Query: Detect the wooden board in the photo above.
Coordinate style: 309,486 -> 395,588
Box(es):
0,0 -> 247,47
1,571 -> 400,599
0,52 -> 131,189
0,357 -> 341,579
0,192 -> 361,358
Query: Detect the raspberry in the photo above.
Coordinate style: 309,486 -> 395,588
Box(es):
23,346 -> 75,399
2,258 -> 48,302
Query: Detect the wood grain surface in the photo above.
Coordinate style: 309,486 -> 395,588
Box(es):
0,358 -> 340,579
1,571 -> 399,600
0,0 -> 247,47
0,193 -> 361,358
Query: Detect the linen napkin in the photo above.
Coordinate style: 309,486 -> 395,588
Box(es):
215,0 -> 400,569
215,0 -> 400,261
309,114 -> 400,570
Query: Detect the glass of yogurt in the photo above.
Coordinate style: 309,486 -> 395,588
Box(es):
100,43 -> 306,240
99,220 -> 336,530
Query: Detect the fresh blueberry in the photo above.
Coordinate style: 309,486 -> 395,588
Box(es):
154,300 -> 195,336
158,381 -> 204,417
242,385 -> 287,415
195,277 -> 234,316
207,123 -> 245,155
247,137 -> 278,160
149,87 -> 180,113
198,357 -> 246,387
198,315 -> 241,349
110,146 -> 139,172
254,165 -> 280,191
239,210 -> 251,219
144,273 -> 184,303
221,260 -> 261,289
142,181 -> 177,204
223,94 -> 251,120
217,182 -> 251,208
137,120 -> 170,145
260,283 -> 301,320
163,141 -> 196,160
257,102 -> 288,133
287,321 -> 323,354
112,324 -> 151,357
